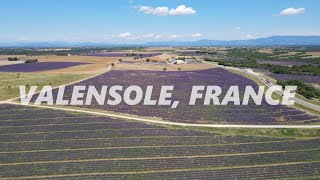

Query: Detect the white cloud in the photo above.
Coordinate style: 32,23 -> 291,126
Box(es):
136,5 -> 196,16
116,33 -> 180,41
280,8 -> 305,16
191,33 -> 202,38
169,5 -> 196,16
118,32 -> 132,38
235,27 -> 241,30
245,34 -> 254,39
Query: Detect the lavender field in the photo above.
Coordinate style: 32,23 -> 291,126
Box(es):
0,104 -> 320,179
258,60 -> 310,66
0,62 -> 88,72
269,73 -> 320,83
46,68 -> 320,125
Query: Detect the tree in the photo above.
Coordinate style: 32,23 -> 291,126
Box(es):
163,68 -> 167,71
178,68 -> 181,71
146,58 -> 150,62
25,59 -> 38,63
111,63 -> 115,66
118,59 -> 122,62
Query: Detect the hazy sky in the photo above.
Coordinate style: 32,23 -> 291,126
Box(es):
1,0 -> 319,43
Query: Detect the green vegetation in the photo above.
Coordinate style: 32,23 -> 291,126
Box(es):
278,80 -> 320,99
226,48 -> 320,65
8,57 -> 19,61
25,59 -> 38,63
205,48 -> 320,75
0,72 -> 89,100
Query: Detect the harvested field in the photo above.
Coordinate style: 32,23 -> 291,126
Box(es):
114,62 -> 212,71
0,62 -> 88,72
305,52 -> 320,58
84,52 -> 162,58
0,104 -> 320,179
0,60 -> 24,67
27,55 -> 120,74
37,68 -> 320,125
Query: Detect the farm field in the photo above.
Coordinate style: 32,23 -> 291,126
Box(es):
0,55 -> 120,100
0,62 -> 88,72
40,68 -> 320,125
269,73 -> 320,83
0,73 -> 89,101
17,55 -> 119,74
305,52 -> 320,58
84,52 -> 162,58
257,60 -> 310,66
0,104 -> 320,179
114,61 -> 211,71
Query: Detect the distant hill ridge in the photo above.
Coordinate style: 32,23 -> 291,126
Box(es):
1,36 -> 320,47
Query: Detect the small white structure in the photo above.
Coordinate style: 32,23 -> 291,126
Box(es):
168,58 -> 186,64
173,60 -> 186,64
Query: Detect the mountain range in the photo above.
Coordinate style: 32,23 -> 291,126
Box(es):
1,36 -> 320,47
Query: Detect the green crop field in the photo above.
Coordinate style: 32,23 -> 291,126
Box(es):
0,72 -> 89,101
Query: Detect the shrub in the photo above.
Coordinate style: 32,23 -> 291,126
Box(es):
25,59 -> 38,63
8,57 -> 19,61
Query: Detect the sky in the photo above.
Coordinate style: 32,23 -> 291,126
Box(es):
0,0 -> 319,43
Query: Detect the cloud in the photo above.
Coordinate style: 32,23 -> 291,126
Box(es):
235,27 -> 241,30
136,5 -> 196,16
169,5 -> 196,16
116,33 -> 181,41
280,8 -> 305,16
118,32 -> 132,38
191,33 -> 202,38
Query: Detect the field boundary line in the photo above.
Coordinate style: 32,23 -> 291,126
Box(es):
0,121 -> 153,129
0,139 -> 311,154
0,116 -> 108,122
0,136 -> 217,144
3,160 -> 320,180
1,148 -> 320,166
0,127 -> 166,136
